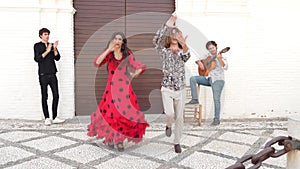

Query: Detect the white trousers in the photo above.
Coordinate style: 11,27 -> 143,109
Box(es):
161,86 -> 186,144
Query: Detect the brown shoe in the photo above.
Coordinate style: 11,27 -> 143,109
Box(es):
174,144 -> 182,153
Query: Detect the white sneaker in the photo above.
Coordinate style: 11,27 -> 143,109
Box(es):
53,117 -> 65,124
44,118 -> 52,126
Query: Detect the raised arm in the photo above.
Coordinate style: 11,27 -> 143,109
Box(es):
174,29 -> 190,62
94,40 -> 115,67
153,15 -> 177,54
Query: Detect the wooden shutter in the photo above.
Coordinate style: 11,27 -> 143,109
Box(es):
75,0 -> 174,115
125,0 -> 175,114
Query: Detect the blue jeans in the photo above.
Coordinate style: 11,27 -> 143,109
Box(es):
189,76 -> 224,120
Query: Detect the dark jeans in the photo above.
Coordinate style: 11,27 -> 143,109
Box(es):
39,74 -> 59,119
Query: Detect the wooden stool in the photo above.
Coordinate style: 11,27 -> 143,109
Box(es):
184,86 -> 202,125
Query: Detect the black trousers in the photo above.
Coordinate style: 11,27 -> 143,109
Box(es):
39,74 -> 59,119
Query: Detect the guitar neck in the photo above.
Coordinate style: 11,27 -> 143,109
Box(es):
206,55 -> 217,66
205,50 -> 226,66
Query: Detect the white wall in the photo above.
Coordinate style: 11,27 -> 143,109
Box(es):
1,0 -> 299,120
0,0 -> 75,120
176,0 -> 300,119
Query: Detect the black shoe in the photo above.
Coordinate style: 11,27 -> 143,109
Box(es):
117,142 -> 124,152
211,119 -> 220,126
174,144 -> 182,153
186,99 -> 199,104
107,143 -> 114,149
165,126 -> 172,137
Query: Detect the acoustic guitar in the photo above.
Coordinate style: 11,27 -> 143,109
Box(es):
197,47 -> 230,76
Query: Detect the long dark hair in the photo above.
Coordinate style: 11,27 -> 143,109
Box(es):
106,32 -> 131,59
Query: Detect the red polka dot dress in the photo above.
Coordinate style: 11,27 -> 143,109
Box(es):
87,51 -> 149,145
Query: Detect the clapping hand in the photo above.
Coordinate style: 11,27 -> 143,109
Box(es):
46,43 -> 52,52
53,40 -> 59,49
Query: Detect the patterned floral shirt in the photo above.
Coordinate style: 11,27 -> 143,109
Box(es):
153,25 -> 191,91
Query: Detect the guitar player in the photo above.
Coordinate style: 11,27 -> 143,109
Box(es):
186,41 -> 228,126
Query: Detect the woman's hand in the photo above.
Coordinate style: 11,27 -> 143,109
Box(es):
108,40 -> 115,52
130,68 -> 142,78
166,15 -> 177,28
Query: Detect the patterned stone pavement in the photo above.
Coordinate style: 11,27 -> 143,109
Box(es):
0,115 -> 288,169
